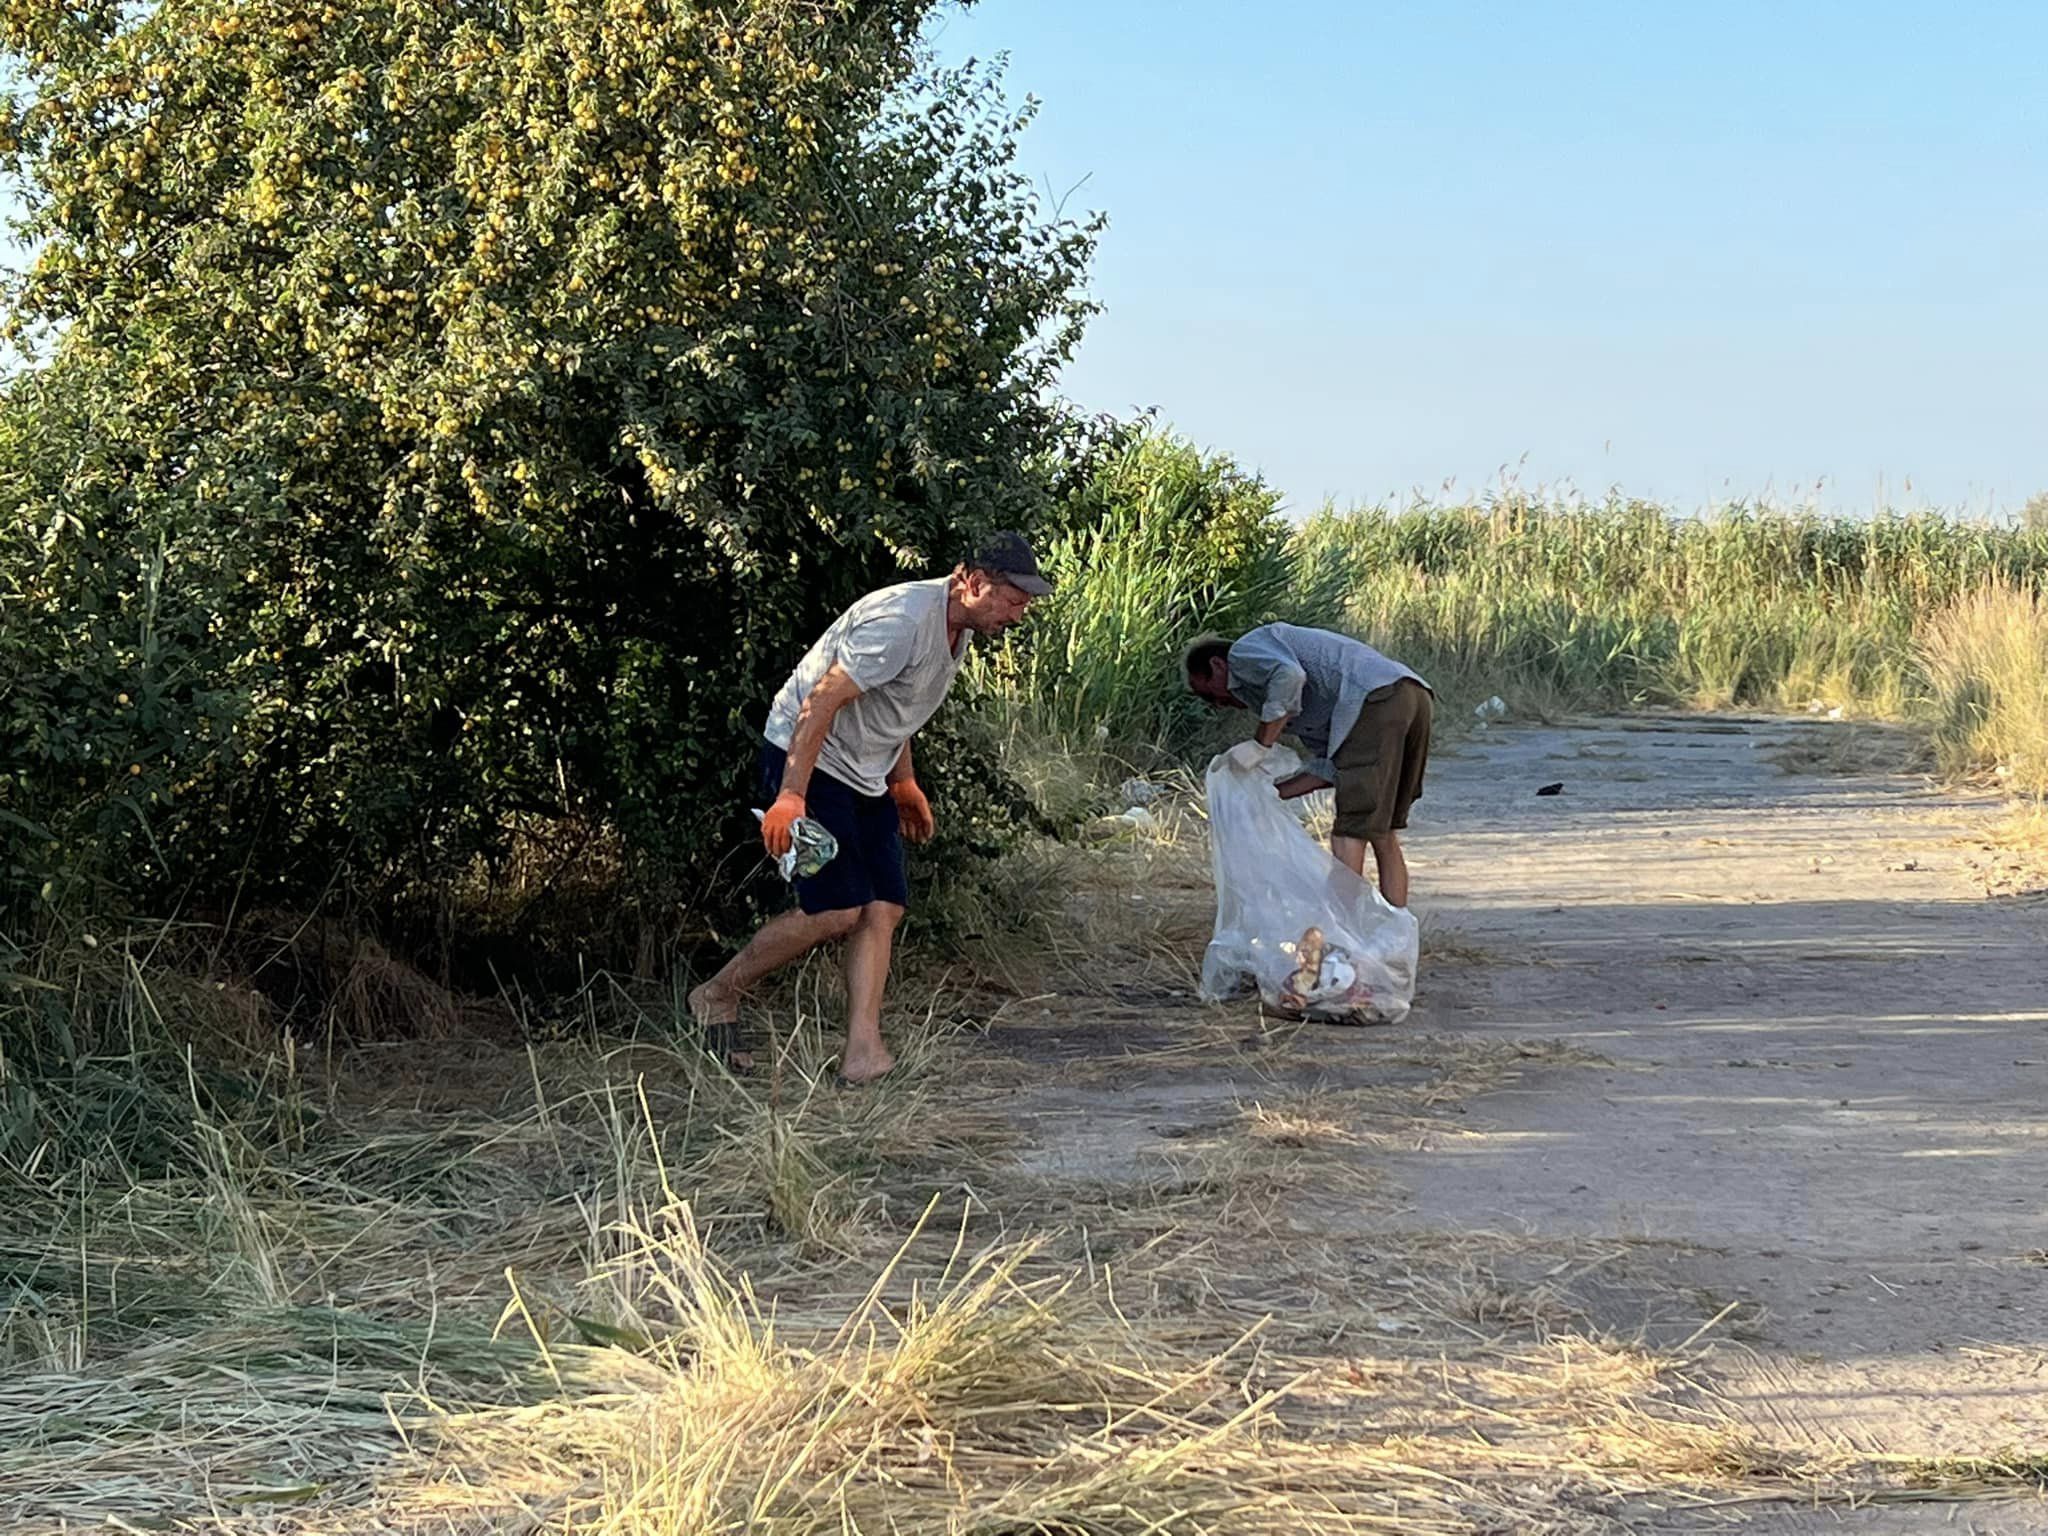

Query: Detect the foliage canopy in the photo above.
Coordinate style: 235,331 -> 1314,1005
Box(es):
0,0 -> 1098,938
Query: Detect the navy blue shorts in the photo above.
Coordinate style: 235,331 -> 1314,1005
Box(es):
759,743 -> 909,915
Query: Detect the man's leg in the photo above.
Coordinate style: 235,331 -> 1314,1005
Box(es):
690,907 -> 862,1063
1330,681 -> 1426,908
1368,831 -> 1409,908
1330,686 -> 1397,889
1329,834 -> 1369,878
1372,682 -> 1428,911
839,900 -> 904,1083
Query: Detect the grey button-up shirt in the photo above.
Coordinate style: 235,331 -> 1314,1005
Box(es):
1226,623 -> 1428,781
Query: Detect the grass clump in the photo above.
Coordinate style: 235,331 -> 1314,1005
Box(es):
978,432 -> 1345,758
0,926 -> 291,1181
426,1204 -> 1480,1536
1920,580 -> 2048,796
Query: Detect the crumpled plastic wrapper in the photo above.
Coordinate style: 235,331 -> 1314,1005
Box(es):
753,809 -> 839,882
1276,926 -> 1375,1015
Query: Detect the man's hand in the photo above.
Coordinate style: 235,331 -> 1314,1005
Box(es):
761,791 -> 807,858
889,778 -> 935,844
1275,771 -> 1333,801
1225,738 -> 1270,772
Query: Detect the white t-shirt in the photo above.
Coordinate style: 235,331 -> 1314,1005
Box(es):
763,578 -> 967,796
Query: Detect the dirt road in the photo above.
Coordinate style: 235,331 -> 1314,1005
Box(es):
1404,715 -> 2048,1530
989,712 -> 2044,1532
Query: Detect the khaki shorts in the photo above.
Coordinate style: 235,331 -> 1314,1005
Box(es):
1330,680 -> 1433,840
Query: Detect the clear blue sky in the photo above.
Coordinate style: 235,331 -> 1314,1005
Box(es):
6,7 -> 2041,514
934,0 -> 2048,516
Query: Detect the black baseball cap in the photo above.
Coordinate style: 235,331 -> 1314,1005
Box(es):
969,530 -> 1054,596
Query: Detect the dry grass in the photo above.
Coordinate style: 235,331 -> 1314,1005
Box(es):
1896,1451 -> 2048,1497
1240,1092 -> 1366,1151
1920,579 -> 2048,797
1954,803 -> 2048,900
0,1021 -> 1025,1530
1418,919 -> 1498,967
0,1018 -> 1961,1535
1763,720 -> 1935,778
407,1205 -> 1501,1536
3,779 -> 2018,1533
331,937 -> 471,1041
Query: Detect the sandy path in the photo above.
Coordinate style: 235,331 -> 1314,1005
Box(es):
982,711 -> 2043,1528
1400,714 -> 2048,1529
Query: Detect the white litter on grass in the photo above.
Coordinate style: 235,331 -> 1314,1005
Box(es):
1474,695 -> 1507,722
1119,778 -> 1166,807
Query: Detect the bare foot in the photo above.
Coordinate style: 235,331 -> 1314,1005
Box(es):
688,981 -> 752,1071
836,1040 -> 896,1086
687,979 -> 739,1025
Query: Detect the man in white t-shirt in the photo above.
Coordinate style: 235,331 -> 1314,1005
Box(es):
690,533 -> 1051,1083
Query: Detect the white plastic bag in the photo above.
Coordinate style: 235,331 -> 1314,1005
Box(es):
1199,748 -> 1419,1025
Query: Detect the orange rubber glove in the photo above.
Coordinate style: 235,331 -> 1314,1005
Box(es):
889,778 -> 934,844
761,790 -> 807,858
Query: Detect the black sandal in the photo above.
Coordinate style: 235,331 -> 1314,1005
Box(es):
702,1017 -> 753,1073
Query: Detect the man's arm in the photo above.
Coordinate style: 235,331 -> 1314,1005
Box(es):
780,663 -> 863,798
884,739 -> 934,843
1274,770 -> 1332,800
1255,710 -> 1295,749
1236,645 -> 1309,783
1228,631 -> 1307,744
763,663 -> 863,855
1248,657 -> 1307,747
885,739 -> 914,787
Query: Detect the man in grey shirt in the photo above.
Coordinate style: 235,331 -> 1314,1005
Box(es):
1185,623 -> 1434,906
691,534 -> 1051,1083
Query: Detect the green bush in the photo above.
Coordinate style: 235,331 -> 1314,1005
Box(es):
0,1 -> 1097,943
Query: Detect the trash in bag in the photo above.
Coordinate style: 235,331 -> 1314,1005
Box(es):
1198,746 -> 1419,1025
751,809 -> 839,882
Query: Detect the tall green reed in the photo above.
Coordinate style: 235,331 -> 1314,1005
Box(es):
1301,497 -> 2047,717
979,433 -> 1344,752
